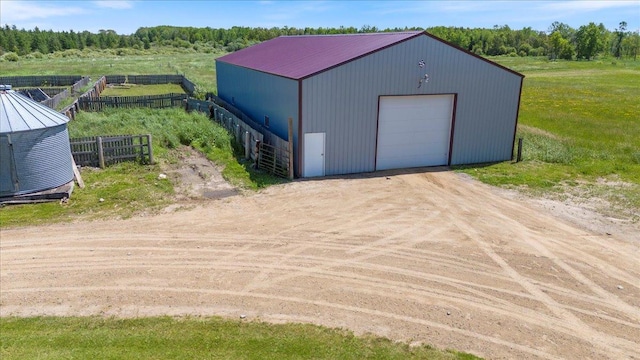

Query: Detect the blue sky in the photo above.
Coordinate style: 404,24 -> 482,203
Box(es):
1,0 -> 638,34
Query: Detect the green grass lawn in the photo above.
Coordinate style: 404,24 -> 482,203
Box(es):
101,83 -> 186,96
0,317 -> 480,360
459,56 -> 640,221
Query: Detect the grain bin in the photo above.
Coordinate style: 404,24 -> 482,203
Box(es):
0,85 -> 74,198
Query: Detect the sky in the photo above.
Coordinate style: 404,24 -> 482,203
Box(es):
1,0 -> 638,35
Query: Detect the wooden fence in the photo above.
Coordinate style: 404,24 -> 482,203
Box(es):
18,86 -> 73,110
187,98 -> 293,179
105,74 -> 196,96
70,134 -> 153,168
0,75 -> 82,87
188,98 -> 264,163
204,93 -> 291,150
258,142 -> 290,178
61,76 -> 107,120
78,93 -> 186,111
71,76 -> 91,94
42,88 -> 70,109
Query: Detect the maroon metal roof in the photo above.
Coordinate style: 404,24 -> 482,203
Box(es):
216,31 -> 424,80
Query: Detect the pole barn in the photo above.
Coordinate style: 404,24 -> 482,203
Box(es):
216,31 -> 524,177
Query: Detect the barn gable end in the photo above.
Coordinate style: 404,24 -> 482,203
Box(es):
216,31 -> 524,177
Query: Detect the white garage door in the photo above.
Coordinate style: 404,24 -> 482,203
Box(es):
376,94 -> 454,171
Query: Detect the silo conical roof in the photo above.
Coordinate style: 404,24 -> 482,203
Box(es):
0,88 -> 70,134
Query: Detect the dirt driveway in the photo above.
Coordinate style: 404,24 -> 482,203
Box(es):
1,169 -> 639,360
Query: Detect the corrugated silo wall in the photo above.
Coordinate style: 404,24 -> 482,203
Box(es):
0,135 -> 14,194
216,61 -> 299,166
6,124 -> 74,196
301,35 -> 523,176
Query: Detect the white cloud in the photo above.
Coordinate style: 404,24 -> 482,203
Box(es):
93,1 -> 134,10
0,0 -> 86,23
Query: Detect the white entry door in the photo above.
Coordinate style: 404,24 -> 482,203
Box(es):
304,132 -> 325,177
376,94 -> 454,171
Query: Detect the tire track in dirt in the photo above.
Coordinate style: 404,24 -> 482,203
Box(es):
457,190 -> 640,316
2,235 -> 504,275
5,236 -> 638,347
4,251 -> 635,326
0,285 -> 562,360
400,173 -> 640,357
2,171 -> 638,359
6,256 -> 638,330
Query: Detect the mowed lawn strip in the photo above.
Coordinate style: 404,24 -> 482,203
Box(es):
0,317 -> 481,360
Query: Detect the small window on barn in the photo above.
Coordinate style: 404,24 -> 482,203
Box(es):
264,115 -> 270,127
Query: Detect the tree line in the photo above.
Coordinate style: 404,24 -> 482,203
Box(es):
1,22 -> 638,60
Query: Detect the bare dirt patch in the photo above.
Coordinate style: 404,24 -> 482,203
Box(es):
2,167 -> 639,360
161,146 -> 238,203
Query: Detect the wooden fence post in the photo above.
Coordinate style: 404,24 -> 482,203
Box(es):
288,117 -> 294,180
97,136 -> 105,168
147,134 -> 154,164
244,131 -> 250,160
516,137 -> 523,163
255,140 -> 261,169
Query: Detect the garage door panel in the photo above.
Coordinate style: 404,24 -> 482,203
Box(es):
376,95 -> 453,171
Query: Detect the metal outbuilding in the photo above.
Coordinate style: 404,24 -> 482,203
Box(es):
216,31 -> 524,177
0,85 -> 75,198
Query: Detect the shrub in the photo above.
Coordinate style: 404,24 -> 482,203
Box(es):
3,52 -> 19,62
61,49 -> 83,58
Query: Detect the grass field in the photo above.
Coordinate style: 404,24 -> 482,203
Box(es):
461,56 -> 640,221
0,48 -> 221,95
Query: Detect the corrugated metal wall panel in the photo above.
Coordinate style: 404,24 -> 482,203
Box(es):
301,35 -> 522,175
216,62 -> 299,170
4,125 -> 74,196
